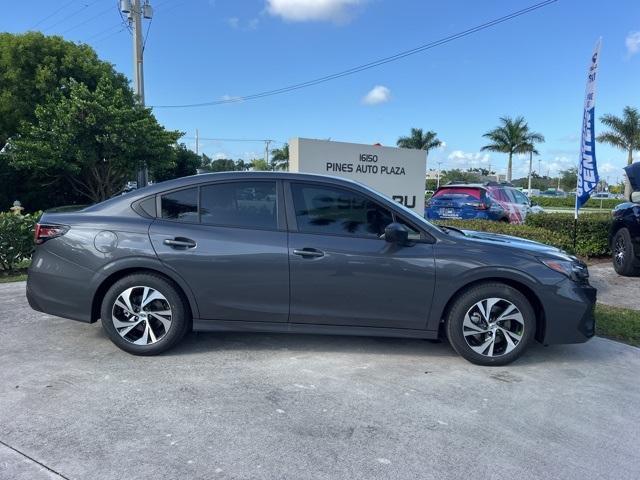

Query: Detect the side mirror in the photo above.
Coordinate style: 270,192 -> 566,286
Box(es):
530,200 -> 538,207
384,222 -> 409,244
631,192 -> 640,203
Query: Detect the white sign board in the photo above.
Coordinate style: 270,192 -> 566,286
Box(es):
289,138 -> 426,214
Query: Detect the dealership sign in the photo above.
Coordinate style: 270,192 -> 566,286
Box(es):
289,138 -> 426,213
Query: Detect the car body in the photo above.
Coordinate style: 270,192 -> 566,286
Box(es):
539,189 -> 568,198
27,172 -> 596,365
610,163 -> 640,276
425,182 -> 541,224
592,192 -> 617,200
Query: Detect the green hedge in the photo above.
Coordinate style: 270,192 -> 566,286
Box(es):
0,212 -> 41,271
434,212 -> 612,258
531,196 -> 621,209
525,213 -> 611,257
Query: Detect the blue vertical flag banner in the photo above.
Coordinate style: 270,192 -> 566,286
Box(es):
575,39 -> 601,214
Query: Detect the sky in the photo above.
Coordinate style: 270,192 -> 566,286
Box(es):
2,0 -> 640,182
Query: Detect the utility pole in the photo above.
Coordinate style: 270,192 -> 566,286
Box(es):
527,150 -> 533,195
264,140 -> 272,170
121,0 -> 153,188
436,161 -> 443,189
195,129 -> 199,155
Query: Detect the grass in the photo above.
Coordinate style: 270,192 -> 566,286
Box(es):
0,259 -> 30,283
0,272 -> 27,283
595,304 -> 640,347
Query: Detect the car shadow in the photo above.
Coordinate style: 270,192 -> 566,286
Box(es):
88,321 -> 620,366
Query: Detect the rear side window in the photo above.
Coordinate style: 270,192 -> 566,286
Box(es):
161,188 -> 198,222
490,188 -> 510,203
291,183 -> 392,237
433,187 -> 482,200
200,181 -> 277,229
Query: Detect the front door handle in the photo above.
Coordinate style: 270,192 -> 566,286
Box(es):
163,237 -> 197,249
293,248 -> 325,258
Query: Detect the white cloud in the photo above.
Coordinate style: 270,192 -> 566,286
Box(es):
626,31 -> 640,56
438,141 -> 447,150
599,162 -> 617,174
447,150 -> 491,168
266,0 -> 365,23
362,85 -> 391,105
220,94 -> 243,103
227,16 -> 259,30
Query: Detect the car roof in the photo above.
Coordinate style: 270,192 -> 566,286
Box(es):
81,171 -> 378,214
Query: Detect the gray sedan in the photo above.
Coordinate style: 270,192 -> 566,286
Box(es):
27,172 -> 596,365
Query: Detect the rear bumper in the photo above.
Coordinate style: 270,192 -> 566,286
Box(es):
541,280 -> 597,345
26,249 -> 95,323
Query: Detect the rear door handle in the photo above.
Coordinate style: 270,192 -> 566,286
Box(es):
163,237 -> 197,249
293,248 -> 324,258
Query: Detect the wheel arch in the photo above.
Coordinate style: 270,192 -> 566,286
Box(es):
438,277 -> 546,343
90,264 -> 199,323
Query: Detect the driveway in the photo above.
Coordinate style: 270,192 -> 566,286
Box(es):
1,281 -> 639,480
589,262 -> 640,310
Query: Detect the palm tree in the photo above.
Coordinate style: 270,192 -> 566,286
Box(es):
396,128 -> 442,169
271,143 -> 289,171
481,116 -> 544,182
597,106 -> 640,198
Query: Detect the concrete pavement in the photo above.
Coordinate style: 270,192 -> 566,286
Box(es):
1,281 -> 639,480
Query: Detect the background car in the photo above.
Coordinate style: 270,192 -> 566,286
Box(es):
539,189 -> 568,198
425,182 -> 541,224
610,163 -> 640,276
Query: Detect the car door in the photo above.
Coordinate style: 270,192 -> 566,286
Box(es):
149,180 -> 289,323
285,181 -> 436,330
509,189 -> 531,223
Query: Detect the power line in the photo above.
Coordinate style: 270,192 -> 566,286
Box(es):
42,0 -> 101,32
151,0 -> 558,109
182,137 -> 285,144
59,4 -> 117,35
30,0 -> 77,30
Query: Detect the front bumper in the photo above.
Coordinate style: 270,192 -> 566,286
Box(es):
541,279 -> 597,345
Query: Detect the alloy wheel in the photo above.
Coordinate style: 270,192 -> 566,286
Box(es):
462,297 -> 525,357
615,235 -> 626,267
111,286 -> 172,345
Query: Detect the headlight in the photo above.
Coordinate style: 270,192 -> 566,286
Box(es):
540,258 -> 589,282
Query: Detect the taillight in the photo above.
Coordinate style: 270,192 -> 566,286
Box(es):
464,202 -> 488,210
34,224 -> 69,244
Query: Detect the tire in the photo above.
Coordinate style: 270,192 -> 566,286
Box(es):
100,273 -> 190,355
612,228 -> 640,277
446,283 -> 535,366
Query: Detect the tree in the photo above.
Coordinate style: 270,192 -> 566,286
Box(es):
396,128 -> 442,168
0,32 -> 128,151
8,77 -> 181,203
596,106 -> 640,198
251,158 -> 270,171
440,169 -> 481,184
209,159 -> 238,172
152,143 -> 201,182
271,143 -> 289,170
481,116 -> 544,182
558,168 -> 578,192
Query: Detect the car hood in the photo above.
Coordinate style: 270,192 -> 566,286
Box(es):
458,229 -> 568,256
624,162 -> 640,192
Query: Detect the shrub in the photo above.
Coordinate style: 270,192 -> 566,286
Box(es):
525,212 -> 611,257
531,196 -> 621,209
434,219 -> 574,252
0,212 -> 41,271
434,212 -> 611,258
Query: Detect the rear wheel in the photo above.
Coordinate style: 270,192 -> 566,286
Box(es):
101,273 -> 189,355
612,228 -> 640,276
446,283 -> 535,366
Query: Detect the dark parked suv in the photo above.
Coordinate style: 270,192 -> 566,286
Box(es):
610,163 -> 640,276
27,172 -> 596,366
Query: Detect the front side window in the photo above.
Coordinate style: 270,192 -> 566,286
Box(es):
161,188 -> 198,222
200,181 -> 277,229
291,183 -> 392,237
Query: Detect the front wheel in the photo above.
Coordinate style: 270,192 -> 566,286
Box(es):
101,273 -> 189,355
612,228 -> 640,277
446,283 -> 536,366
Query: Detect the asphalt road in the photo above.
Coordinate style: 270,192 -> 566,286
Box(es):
1,281 -> 639,480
